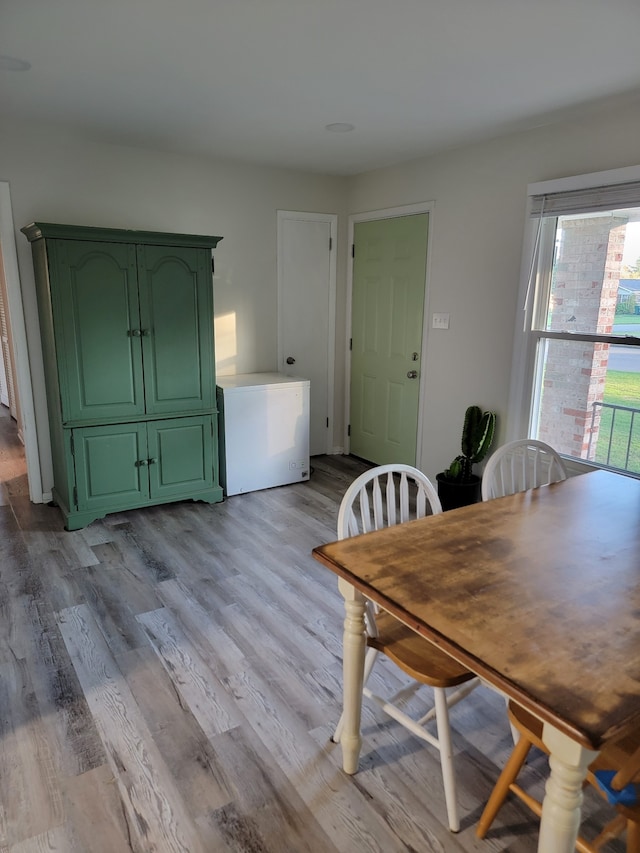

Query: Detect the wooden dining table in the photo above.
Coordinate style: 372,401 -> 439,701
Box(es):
312,469 -> 640,853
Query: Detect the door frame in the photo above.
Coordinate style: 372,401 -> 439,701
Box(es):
345,200 -> 434,469
0,247 -> 11,409
277,210 -> 337,455
0,181 -> 43,502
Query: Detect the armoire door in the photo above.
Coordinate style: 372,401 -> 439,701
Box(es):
51,239 -> 145,423
147,415 -> 215,500
72,422 -> 149,512
137,245 -> 215,415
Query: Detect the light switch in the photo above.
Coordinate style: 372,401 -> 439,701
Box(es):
432,312 -> 450,330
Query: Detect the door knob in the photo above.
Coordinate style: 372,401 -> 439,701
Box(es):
286,356 -> 296,365
407,370 -> 418,379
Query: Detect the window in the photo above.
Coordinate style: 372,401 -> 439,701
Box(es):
511,167 -> 640,477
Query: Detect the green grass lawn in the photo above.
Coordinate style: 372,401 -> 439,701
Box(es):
596,369 -> 640,473
613,314 -> 640,325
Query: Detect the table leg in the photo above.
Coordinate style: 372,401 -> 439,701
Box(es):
538,722 -> 598,853
337,578 -> 366,774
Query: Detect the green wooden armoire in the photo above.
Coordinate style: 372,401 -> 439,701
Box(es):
22,223 -> 224,530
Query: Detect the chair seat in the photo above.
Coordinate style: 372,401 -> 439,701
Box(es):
368,611 -> 476,687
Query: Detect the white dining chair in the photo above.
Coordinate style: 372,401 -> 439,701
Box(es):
332,463 -> 479,833
481,439 -> 568,501
481,438 -> 568,743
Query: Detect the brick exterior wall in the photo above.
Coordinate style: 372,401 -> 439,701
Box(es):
537,214 -> 627,460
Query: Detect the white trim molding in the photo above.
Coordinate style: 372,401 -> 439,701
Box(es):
0,182 -> 44,502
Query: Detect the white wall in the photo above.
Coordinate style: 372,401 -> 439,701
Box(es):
1,119 -> 347,496
5,100 -> 640,498
346,101 -> 640,481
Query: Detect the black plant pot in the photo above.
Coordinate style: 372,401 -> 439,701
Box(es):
435,473 -> 482,512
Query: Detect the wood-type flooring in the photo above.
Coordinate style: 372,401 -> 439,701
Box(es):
0,407 -> 622,851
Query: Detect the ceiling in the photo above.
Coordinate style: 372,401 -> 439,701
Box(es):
3,0 -> 640,176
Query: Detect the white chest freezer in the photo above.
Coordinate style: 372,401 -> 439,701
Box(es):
216,373 -> 310,496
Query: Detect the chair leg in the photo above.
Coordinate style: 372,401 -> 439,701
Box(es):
417,677 -> 480,727
434,687 -> 459,833
332,647 -> 379,744
627,818 -> 640,853
476,732 -> 534,838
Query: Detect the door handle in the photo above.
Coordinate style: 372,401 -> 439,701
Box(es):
286,356 -> 296,365
407,370 -> 418,379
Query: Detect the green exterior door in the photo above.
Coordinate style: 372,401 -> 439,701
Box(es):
147,416 -> 215,500
51,240 -> 145,423
137,245 -> 214,415
73,422 -> 149,512
350,214 -> 428,465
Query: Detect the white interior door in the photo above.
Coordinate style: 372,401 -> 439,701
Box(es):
277,211 -> 336,456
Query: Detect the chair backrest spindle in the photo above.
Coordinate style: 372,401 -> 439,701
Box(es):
359,486 -> 372,533
385,471 -> 397,527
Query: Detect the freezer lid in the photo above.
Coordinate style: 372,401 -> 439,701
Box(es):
216,372 -> 309,391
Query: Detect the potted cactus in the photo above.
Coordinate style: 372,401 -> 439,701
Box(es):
436,405 -> 497,511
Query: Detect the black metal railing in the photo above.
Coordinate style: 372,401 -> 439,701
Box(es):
588,401 -> 640,473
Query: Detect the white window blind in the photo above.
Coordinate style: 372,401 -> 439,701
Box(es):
530,180 -> 640,216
